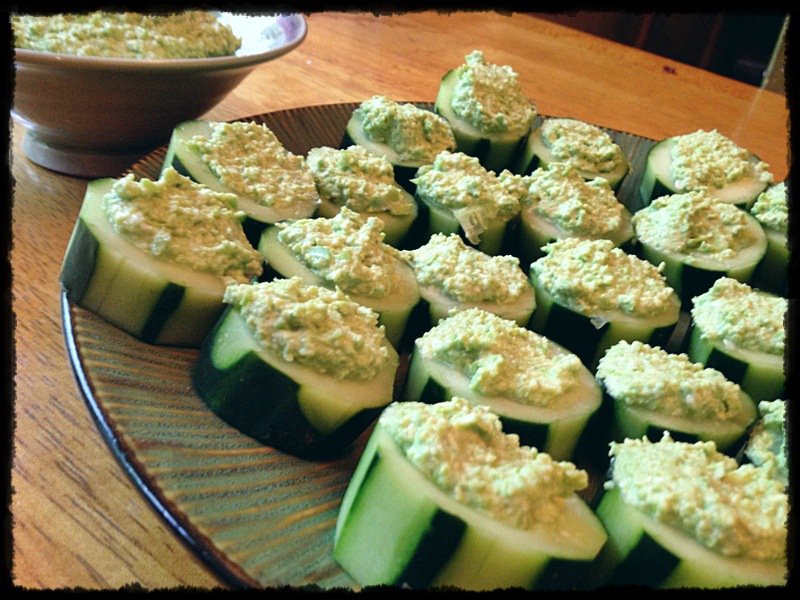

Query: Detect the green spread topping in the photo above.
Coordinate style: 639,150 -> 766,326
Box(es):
531,238 -> 675,318
223,277 -> 390,380
13,11 -> 241,59
403,233 -> 530,304
187,121 -> 319,210
276,207 -> 401,298
539,118 -> 627,175
305,145 -> 415,216
670,129 -> 773,191
751,182 -> 787,234
353,96 -> 456,164
103,167 -> 262,283
607,433 -> 787,560
417,308 -> 583,406
596,341 -> 742,420
632,191 -> 756,261
691,277 -> 785,356
381,397 -> 588,530
745,400 -> 787,485
523,164 -> 627,238
450,50 -> 537,135
413,151 -> 525,244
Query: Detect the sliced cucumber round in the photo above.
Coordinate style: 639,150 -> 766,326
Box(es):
192,306 -> 398,458
594,487 -> 786,588
333,425 -> 608,590
162,119 -> 319,244
434,69 -> 530,173
315,195 -> 418,249
515,120 -> 629,189
60,178 -> 231,347
638,137 -> 770,209
257,226 -> 420,349
401,345 -> 601,461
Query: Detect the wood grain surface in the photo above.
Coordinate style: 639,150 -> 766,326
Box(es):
10,11 -> 789,591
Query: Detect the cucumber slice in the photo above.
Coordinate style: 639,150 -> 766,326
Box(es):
333,425 -> 608,590
315,195 -> 418,249
401,345 -> 601,461
434,69 -> 529,173
515,120 -> 629,189
639,137 -> 770,208
192,306 -> 398,458
528,271 -> 681,371
634,208 -> 767,305
594,487 -> 786,588
162,119 -> 319,244
687,325 -> 784,403
257,226 -> 420,349
59,178 -> 230,347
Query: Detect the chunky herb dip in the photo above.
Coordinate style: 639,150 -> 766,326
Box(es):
744,400 -> 787,485
13,11 -> 241,59
539,118 -> 628,175
750,182 -> 787,234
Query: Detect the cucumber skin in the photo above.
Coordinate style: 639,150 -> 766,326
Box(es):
192,308 -> 383,459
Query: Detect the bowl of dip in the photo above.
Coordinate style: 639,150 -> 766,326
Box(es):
12,11 -> 308,177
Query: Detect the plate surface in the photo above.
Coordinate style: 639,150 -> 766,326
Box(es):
61,103 -> 662,589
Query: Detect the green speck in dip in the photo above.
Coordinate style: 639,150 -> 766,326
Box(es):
450,50 -> 537,135
353,96 -> 456,164
305,145 -> 416,216
751,182 -> 787,234
745,399 -> 787,486
523,164 -> 628,238
596,340 -> 743,420
380,397 -> 588,530
13,11 -> 241,59
223,277 -> 391,380
276,207 -> 403,298
669,129 -> 772,191
607,433 -> 787,561
539,118 -> 628,175
690,277 -> 785,356
413,151 -> 526,244
186,120 -> 319,212
531,237 -> 676,318
632,190 -> 757,261
103,167 -> 262,283
417,308 -> 584,406
403,233 -> 530,304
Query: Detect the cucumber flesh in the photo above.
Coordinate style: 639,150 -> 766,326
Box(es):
594,487 -> 786,588
257,226 -> 420,349
333,426 -> 607,590
434,69 -> 530,173
193,306 -> 398,457
59,178 -> 228,347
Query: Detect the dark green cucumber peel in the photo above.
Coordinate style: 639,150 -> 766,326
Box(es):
60,217 -> 99,304
139,283 -> 185,344
538,301 -> 609,368
192,309 -> 382,459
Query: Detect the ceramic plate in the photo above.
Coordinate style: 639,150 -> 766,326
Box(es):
61,103 -> 671,589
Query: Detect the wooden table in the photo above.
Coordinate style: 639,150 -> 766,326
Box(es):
10,11 -> 789,590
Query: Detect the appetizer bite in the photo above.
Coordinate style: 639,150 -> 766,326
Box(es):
401,233 -> 536,339
257,208 -> 419,349
435,50 -> 537,172
333,397 -> 607,590
402,308 -> 602,461
688,277 -> 785,403
528,238 -> 681,370
750,181 -> 789,295
741,399 -> 787,487
60,167 -> 262,347
516,117 -> 630,189
595,341 -> 757,453
631,190 -> 767,305
639,129 -> 773,209
517,163 -> 634,265
412,150 -> 526,255
595,433 -> 787,588
192,277 -> 398,458
163,119 -> 320,244
305,145 -> 418,247
342,95 -> 456,192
